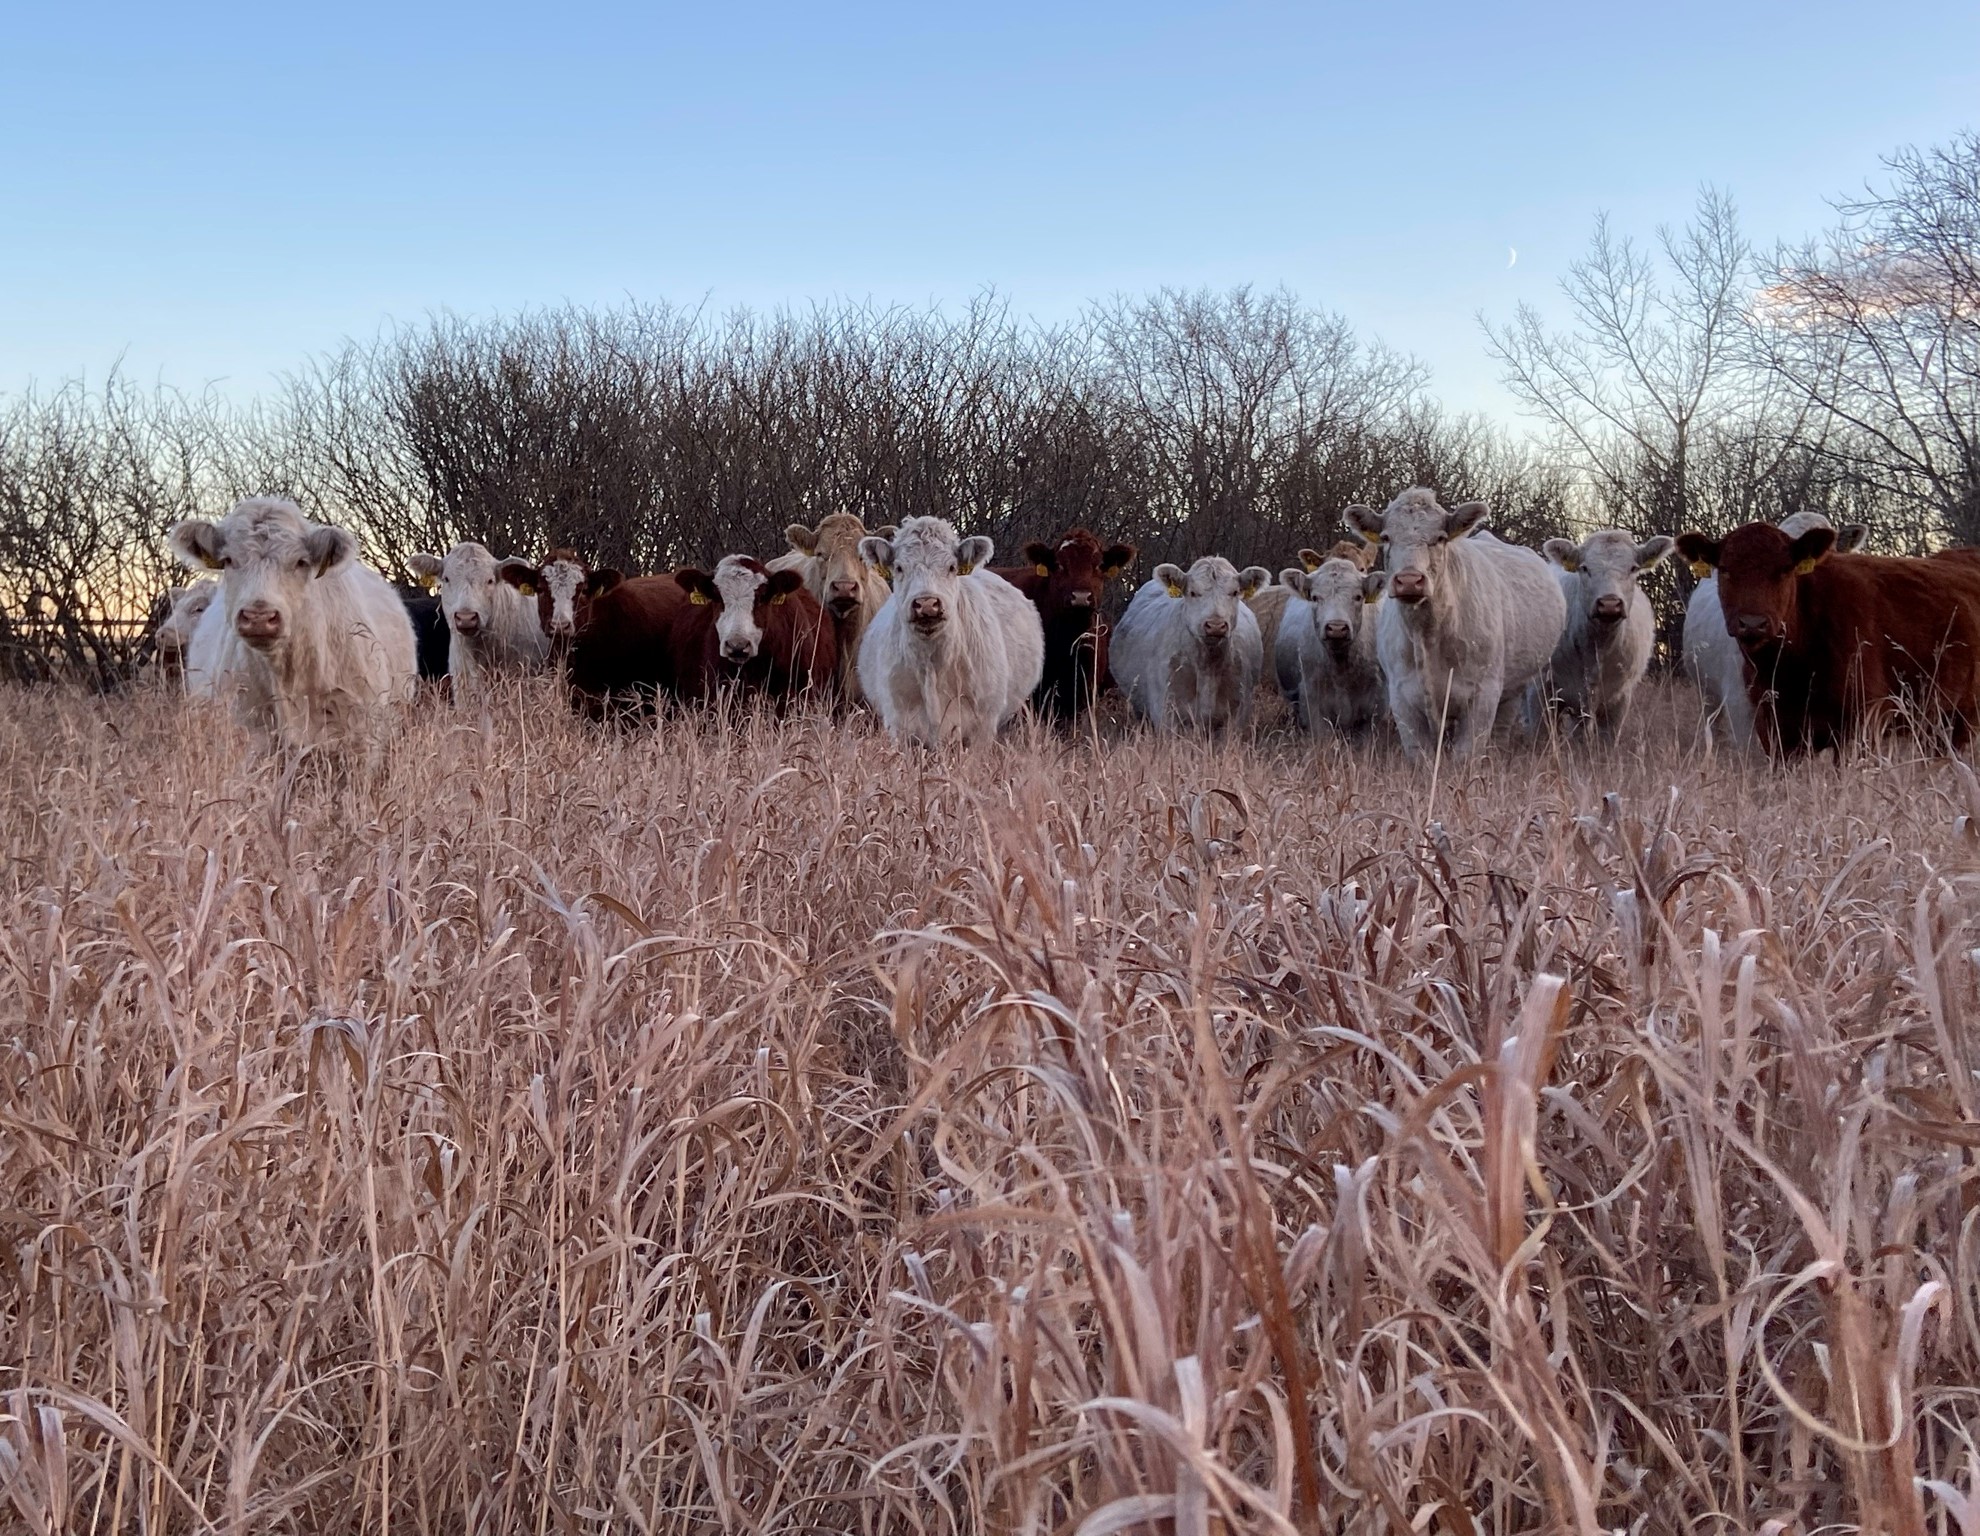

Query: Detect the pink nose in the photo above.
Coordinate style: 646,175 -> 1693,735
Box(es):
1592,595 -> 1626,623
1322,620 -> 1352,643
910,595 -> 945,626
549,615 -> 573,635
235,603 -> 282,643
1067,589 -> 1094,608
1390,570 -> 1428,603
452,611 -> 482,635
1201,616 -> 1230,641
828,578 -> 859,604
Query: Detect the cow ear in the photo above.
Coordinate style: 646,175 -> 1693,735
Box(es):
1446,501 -> 1489,539
767,569 -> 804,605
1789,526 -> 1835,575
1239,566 -> 1272,598
497,558 -> 540,595
1837,522 -> 1870,553
1362,572 -> 1388,604
858,537 -> 894,579
873,524 -> 898,539
1023,541 -> 1055,576
1634,535 -> 1676,572
1674,532 -> 1719,577
674,567 -> 718,605
305,525 -> 356,577
1343,504 -> 1383,543
1277,568 -> 1308,597
1541,538 -> 1580,572
785,523 -> 819,555
1298,547 -> 1325,573
169,519 -> 225,571
956,535 -> 994,575
586,568 -> 623,597
1100,543 -> 1135,578
408,552 -> 443,590
1154,563 -> 1187,598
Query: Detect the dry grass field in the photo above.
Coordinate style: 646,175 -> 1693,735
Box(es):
6,678 -> 1980,1535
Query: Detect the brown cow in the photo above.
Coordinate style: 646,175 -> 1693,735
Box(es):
563,573 -> 681,720
1675,521 -> 1980,754
500,548 -> 624,656
767,514 -> 892,704
669,555 -> 838,706
992,529 -> 1135,721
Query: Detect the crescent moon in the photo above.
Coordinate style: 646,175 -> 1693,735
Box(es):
1507,246 -> 1518,269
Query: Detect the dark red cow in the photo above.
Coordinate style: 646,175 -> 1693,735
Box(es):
993,529 -> 1135,722
1676,522 -> 1980,754
668,555 -> 838,706
500,548 -> 623,656
563,573 -> 684,720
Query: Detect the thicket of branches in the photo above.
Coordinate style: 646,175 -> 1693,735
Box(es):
2,129 -> 1975,684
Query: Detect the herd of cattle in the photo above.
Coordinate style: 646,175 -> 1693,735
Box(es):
147,489 -> 1980,763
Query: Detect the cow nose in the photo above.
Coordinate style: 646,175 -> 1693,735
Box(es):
235,602 -> 282,643
723,639 -> 755,662
1733,612 -> 1774,642
1322,620 -> 1352,643
1067,590 -> 1094,608
1389,570 -> 1428,603
549,616 -> 573,636
828,578 -> 859,604
910,595 -> 945,626
1201,616 -> 1230,641
1592,595 -> 1626,623
452,610 -> 482,635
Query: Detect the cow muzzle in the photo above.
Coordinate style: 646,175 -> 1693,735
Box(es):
452,610 -> 483,636
1591,595 -> 1626,626
1389,570 -> 1428,605
1200,616 -> 1230,647
722,638 -> 757,663
1067,590 -> 1094,609
234,603 -> 282,647
549,615 -> 575,637
910,596 -> 946,633
827,579 -> 860,616
1733,612 -> 1781,646
1322,619 -> 1352,655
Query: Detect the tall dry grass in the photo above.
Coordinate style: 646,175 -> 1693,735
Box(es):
4,680 -> 1980,1534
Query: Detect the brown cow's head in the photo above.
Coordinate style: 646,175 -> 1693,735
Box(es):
1676,522 -> 1835,653
1021,529 -> 1135,618
501,548 -> 622,642
675,555 -> 805,664
784,512 -> 892,619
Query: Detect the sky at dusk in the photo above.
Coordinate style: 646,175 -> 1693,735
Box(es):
4,0 -> 1976,419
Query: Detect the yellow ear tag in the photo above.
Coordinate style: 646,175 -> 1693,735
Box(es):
1560,556 -> 1579,573
1359,528 -> 1381,544
688,588 -> 711,605
958,560 -> 976,576
771,590 -> 788,605
1034,563 -> 1051,577
1793,557 -> 1818,576
1689,560 -> 1712,579
1364,591 -> 1381,605
1102,564 -> 1125,579
878,566 -> 892,582
419,574 -> 439,593
517,582 -> 536,597
202,553 -> 225,571
1301,555 -> 1323,573
1163,579 -> 1185,598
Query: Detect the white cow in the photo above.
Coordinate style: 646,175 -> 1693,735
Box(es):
406,541 -> 550,697
1275,557 -> 1388,737
855,517 -> 1045,745
151,581 -> 218,683
168,496 -> 417,756
1530,529 -> 1675,739
1345,488 -> 1565,763
1111,557 -> 1274,734
769,513 -> 892,705
1684,512 -> 1867,749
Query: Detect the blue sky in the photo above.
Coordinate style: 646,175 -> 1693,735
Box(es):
3,1 -> 1975,420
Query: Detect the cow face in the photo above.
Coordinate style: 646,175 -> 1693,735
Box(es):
1022,529 -> 1135,617
1677,523 -> 1836,652
153,581 -> 217,659
1152,557 -> 1270,653
861,516 -> 989,639
676,555 -> 804,664
1542,530 -> 1674,640
786,513 -> 889,619
1344,488 -> 1488,609
169,497 -> 356,653
408,541 -> 512,642
503,549 -> 621,642
1285,556 -> 1378,661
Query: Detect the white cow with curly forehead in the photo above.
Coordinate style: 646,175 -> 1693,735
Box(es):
1345,487 -> 1565,762
406,540 -> 550,699
1528,527 -> 1674,739
855,516 -> 1044,745
168,496 -> 416,756
1110,556 -> 1273,734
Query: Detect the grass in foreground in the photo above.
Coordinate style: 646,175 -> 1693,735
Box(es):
3,679 -> 1979,1535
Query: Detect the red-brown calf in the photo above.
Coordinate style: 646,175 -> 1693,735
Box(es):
992,528 -> 1135,722
669,555 -> 838,706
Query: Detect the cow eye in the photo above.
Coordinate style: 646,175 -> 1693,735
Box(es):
219,556 -> 234,569
295,557 -> 310,571
1432,534 -> 1448,546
